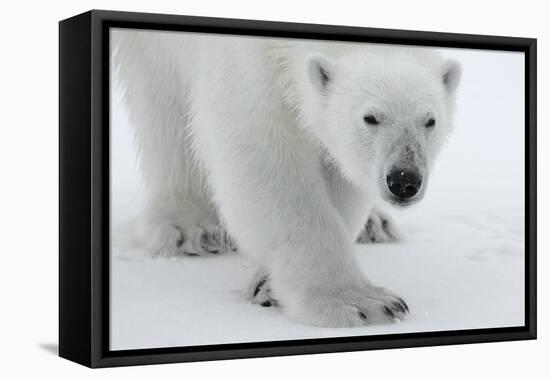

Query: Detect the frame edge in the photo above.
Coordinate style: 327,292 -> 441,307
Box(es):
59,11 -> 94,368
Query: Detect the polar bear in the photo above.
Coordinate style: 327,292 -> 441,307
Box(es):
112,29 -> 460,327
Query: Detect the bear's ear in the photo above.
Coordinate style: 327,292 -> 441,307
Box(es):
441,59 -> 462,94
307,53 -> 335,92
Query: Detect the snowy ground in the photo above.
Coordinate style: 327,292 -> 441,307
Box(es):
109,38 -> 525,351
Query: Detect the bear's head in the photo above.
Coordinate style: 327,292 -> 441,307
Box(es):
304,46 -> 461,207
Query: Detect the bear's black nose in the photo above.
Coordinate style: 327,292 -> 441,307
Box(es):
386,169 -> 422,200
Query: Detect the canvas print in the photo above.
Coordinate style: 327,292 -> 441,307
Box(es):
109,28 -> 525,350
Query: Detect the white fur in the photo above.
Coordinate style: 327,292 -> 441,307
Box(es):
112,30 -> 460,327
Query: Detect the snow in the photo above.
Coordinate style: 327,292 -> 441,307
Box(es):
109,40 -> 525,351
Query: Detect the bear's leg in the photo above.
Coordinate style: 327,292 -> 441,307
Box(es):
192,116 -> 408,326
114,32 -> 236,257
356,207 -> 405,244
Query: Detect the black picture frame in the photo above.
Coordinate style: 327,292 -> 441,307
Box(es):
59,9 -> 537,368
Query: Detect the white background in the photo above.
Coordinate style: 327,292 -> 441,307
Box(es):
0,0 -> 547,376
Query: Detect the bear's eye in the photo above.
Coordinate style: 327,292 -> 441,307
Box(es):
425,118 -> 436,128
363,115 -> 379,126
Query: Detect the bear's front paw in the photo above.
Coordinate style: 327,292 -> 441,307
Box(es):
247,270 -> 278,307
357,208 -> 404,244
176,224 -> 237,256
147,224 -> 237,257
289,285 -> 409,327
